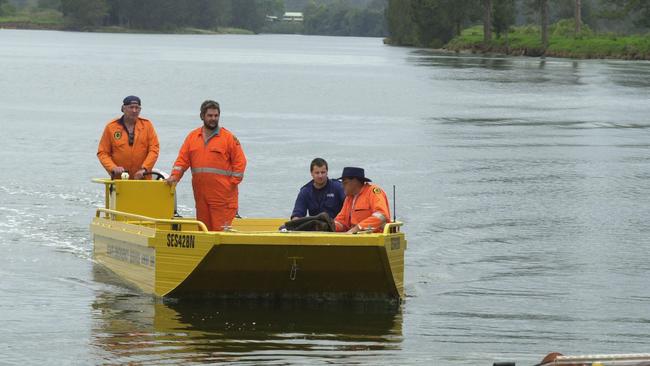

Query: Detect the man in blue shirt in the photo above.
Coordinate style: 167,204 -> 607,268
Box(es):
291,158 -> 345,220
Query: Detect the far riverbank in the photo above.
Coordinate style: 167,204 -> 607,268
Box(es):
0,11 -> 252,35
443,24 -> 650,61
0,22 -> 253,35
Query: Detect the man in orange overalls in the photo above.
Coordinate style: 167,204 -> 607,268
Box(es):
334,167 -> 391,234
166,100 -> 247,231
97,95 -> 160,180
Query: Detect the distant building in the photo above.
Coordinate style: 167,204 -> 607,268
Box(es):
265,15 -> 279,22
282,12 -> 303,22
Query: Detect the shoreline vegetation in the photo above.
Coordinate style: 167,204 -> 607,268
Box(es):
0,0 -> 386,36
442,23 -> 650,60
0,0 -> 387,37
7,21 -> 650,63
3,7 -> 650,61
383,1 -> 650,62
0,24 -> 253,35
0,9 -> 63,29
0,23 -> 254,35
0,12 -> 252,34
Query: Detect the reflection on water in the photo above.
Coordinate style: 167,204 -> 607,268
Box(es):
436,117 -> 650,130
409,51 -> 516,71
91,265 -> 403,364
409,49 -> 650,89
408,50 -> 595,86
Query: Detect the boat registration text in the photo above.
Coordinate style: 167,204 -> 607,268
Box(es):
167,233 -> 196,249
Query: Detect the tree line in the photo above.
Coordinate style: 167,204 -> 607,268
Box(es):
20,0 -> 387,36
46,0 -> 282,32
302,0 -> 386,36
386,0 -> 650,48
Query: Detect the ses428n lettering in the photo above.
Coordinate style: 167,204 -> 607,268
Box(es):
167,233 -> 196,249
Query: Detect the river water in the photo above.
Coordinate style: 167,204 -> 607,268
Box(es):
1,29 -> 649,365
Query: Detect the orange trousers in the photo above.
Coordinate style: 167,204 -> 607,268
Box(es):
195,199 -> 237,232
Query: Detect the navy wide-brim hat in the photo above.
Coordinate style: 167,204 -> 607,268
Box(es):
337,167 -> 371,182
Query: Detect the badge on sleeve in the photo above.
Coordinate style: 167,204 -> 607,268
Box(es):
114,131 -> 122,140
373,187 -> 382,195
233,136 -> 240,145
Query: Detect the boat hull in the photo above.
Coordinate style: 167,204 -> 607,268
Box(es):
91,216 -> 406,301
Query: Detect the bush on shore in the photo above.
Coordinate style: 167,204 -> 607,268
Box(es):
445,21 -> 650,60
0,8 -> 63,27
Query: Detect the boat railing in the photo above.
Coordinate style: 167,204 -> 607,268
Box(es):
95,208 -> 209,232
383,222 -> 403,235
95,207 -> 402,236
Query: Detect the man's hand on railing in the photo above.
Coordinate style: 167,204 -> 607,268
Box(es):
166,175 -> 179,186
346,224 -> 362,235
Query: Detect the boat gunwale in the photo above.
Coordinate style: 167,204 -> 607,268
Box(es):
94,208 -> 404,238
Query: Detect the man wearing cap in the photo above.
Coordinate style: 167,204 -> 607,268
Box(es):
97,96 -> 160,180
334,167 -> 391,234
166,100 -> 247,231
290,157 -> 345,220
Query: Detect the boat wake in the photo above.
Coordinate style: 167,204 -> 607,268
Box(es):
0,183 -> 99,260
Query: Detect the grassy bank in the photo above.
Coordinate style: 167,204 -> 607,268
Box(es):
0,10 -> 252,35
0,9 -> 64,29
446,24 -> 650,60
92,26 -> 253,35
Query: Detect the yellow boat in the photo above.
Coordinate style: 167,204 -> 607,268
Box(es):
90,178 -> 407,302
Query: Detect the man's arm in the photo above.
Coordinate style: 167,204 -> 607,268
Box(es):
334,199 -> 350,232
166,135 -> 191,185
355,187 -> 390,233
291,189 -> 308,219
141,122 -> 160,173
134,123 -> 160,180
97,125 -> 119,176
229,134 -> 247,185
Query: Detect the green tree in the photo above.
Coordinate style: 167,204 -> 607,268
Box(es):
600,0 -> 650,28
387,0 -> 476,47
0,0 -> 17,16
259,0 -> 284,17
348,7 -> 386,36
216,0 -> 232,27
575,0 -> 581,33
231,0 -> 266,33
410,0 -> 455,48
303,0 -> 385,36
104,0 -> 236,31
386,0 -> 418,45
493,0 -> 515,38
38,0 -> 61,10
484,0 -> 493,44
541,0 -> 548,47
447,0 -> 480,36
187,0 -> 222,29
303,1 -> 324,34
61,0 -> 108,28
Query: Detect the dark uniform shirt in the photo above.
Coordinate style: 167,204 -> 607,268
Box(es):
291,179 -> 345,219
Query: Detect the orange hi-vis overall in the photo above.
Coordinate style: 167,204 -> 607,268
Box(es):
171,126 -> 247,231
97,117 -> 159,179
334,183 -> 391,233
